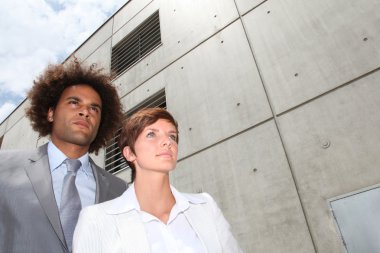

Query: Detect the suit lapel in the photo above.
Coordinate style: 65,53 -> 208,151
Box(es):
24,144 -> 67,249
184,204 -> 222,252
91,161 -> 110,203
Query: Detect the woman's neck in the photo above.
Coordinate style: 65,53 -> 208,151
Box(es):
134,173 -> 175,224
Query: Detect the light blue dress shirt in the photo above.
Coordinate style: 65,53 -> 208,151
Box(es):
48,141 -> 96,209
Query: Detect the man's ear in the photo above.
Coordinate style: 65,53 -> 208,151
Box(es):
123,146 -> 136,162
47,108 -> 54,122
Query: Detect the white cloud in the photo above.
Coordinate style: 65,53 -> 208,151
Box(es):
0,102 -> 17,123
0,0 -> 126,123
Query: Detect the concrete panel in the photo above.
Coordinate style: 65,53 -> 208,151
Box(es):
113,0 -> 153,33
244,0 -> 380,114
73,19 -> 113,62
165,20 -> 272,158
119,71 -> 166,111
113,0 -> 239,96
277,70 -> 380,252
171,121 -> 315,253
1,116 -> 39,150
235,0 -> 266,16
5,100 -> 30,133
82,38 -> 112,73
0,119 -> 7,137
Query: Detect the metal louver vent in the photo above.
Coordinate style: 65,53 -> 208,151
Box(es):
104,90 -> 166,175
111,11 -> 161,76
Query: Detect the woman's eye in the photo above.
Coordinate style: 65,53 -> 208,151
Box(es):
146,132 -> 155,138
169,135 -> 177,141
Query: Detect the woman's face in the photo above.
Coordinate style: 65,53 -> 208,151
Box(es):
123,119 -> 178,175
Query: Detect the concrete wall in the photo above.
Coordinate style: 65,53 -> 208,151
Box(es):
1,0 -> 380,252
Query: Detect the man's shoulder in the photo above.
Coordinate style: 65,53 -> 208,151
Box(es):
0,148 -> 34,164
0,148 -> 38,177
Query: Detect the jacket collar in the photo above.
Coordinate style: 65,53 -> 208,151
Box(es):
106,183 -> 206,215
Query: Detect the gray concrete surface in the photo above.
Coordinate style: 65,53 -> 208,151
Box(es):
2,0 -> 380,252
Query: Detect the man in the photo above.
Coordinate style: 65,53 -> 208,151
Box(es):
0,61 -> 127,253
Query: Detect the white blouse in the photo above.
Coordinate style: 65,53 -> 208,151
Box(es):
131,184 -> 205,253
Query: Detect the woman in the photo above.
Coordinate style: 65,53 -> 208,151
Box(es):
73,108 -> 243,252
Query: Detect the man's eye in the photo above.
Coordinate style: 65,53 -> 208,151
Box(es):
90,106 -> 99,113
69,100 -> 78,105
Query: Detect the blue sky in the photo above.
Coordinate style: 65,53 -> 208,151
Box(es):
0,0 -> 127,123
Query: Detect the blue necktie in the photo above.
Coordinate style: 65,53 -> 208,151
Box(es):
60,159 -> 82,252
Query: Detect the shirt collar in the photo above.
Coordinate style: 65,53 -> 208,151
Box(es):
47,141 -> 91,175
106,183 -> 207,215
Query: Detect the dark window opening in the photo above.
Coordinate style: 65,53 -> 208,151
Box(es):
111,11 -> 161,76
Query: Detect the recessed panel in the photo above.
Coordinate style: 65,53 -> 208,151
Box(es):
277,70 -> 380,252
244,0 -> 380,113
172,121 -> 314,253
330,187 -> 380,253
165,20 -> 272,158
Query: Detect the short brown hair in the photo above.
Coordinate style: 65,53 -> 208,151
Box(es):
26,60 -> 123,153
118,107 -> 178,179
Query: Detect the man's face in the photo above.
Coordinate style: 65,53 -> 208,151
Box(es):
48,84 -> 102,152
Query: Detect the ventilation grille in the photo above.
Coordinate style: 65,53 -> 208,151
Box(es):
111,11 -> 161,76
104,91 -> 166,175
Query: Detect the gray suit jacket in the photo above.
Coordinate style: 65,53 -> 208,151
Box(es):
0,143 -> 127,253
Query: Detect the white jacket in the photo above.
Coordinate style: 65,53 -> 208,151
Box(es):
73,186 -> 243,253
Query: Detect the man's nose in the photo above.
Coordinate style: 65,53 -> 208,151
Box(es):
78,106 -> 89,117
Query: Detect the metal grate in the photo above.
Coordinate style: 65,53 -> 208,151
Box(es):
111,11 -> 161,76
104,90 -> 166,175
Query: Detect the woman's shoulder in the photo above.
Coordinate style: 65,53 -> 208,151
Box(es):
81,192 -> 128,217
179,191 -> 216,206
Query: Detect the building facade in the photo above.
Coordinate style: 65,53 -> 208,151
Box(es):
1,0 -> 380,252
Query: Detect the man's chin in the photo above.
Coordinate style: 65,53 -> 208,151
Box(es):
69,134 -> 95,147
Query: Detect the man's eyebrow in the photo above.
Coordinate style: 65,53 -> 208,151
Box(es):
66,96 -> 80,101
66,96 -> 102,109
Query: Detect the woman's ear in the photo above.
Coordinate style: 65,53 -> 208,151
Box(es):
123,146 -> 136,162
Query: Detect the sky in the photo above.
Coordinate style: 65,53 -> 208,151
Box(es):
0,0 -> 127,123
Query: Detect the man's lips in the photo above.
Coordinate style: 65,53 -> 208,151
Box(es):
72,120 -> 90,129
